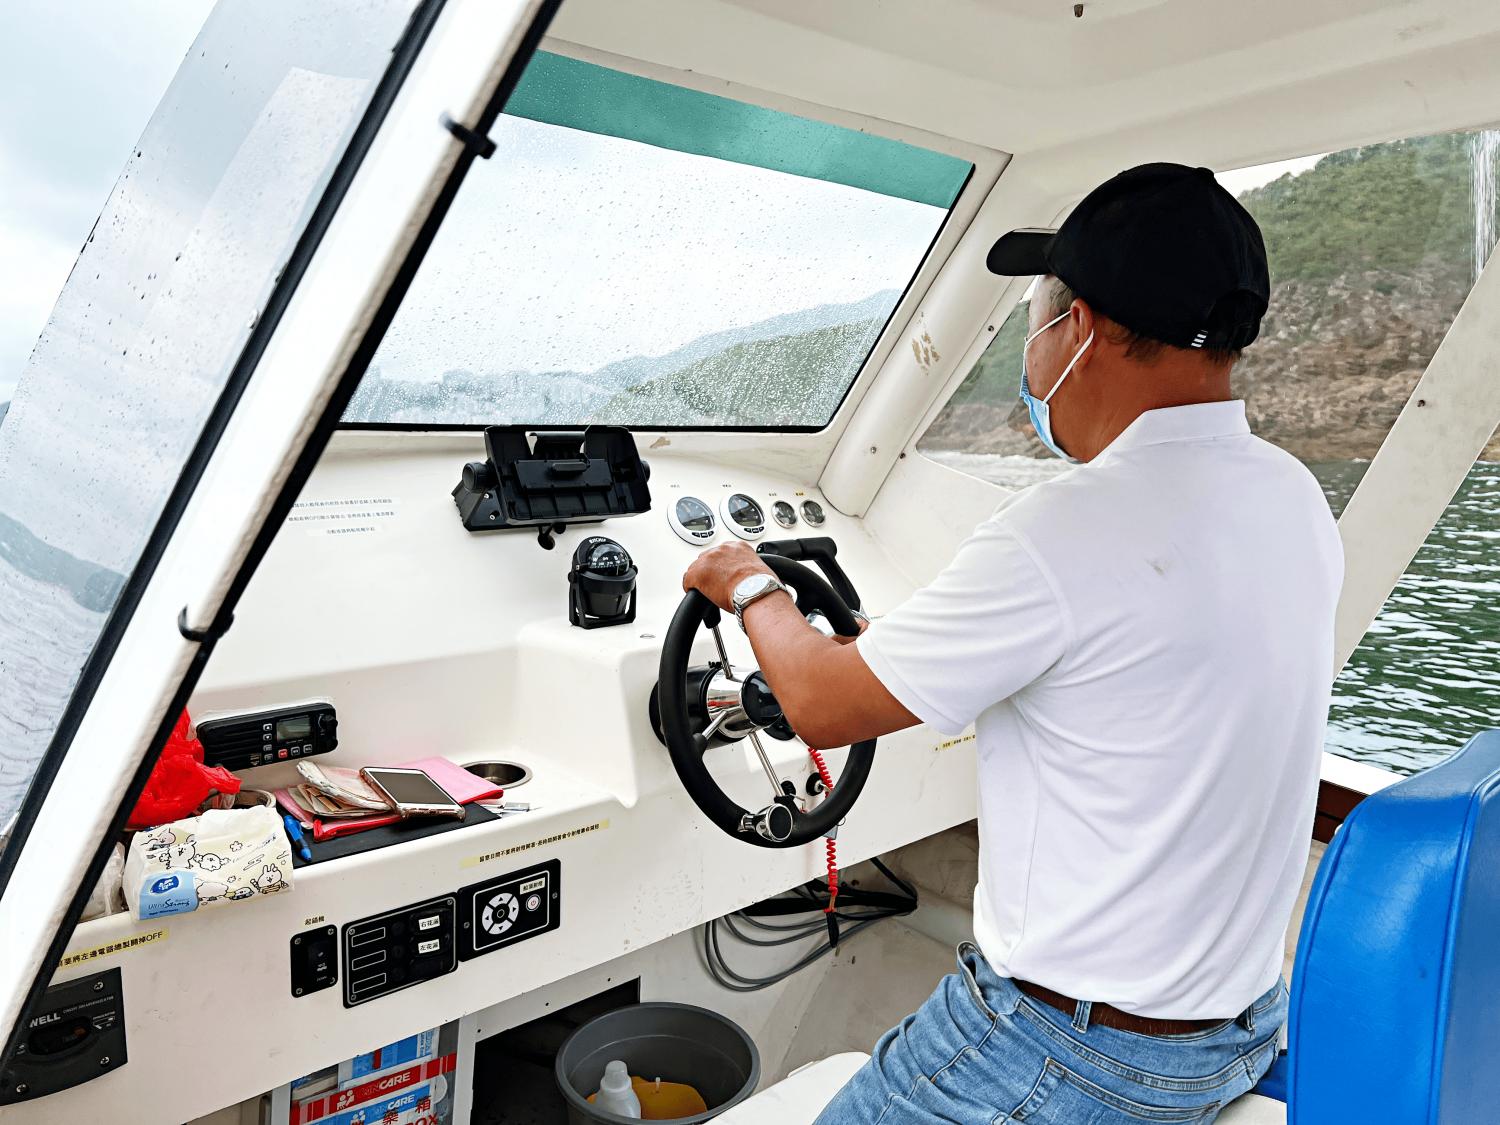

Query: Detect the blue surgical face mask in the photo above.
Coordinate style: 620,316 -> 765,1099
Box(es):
1020,310 -> 1095,461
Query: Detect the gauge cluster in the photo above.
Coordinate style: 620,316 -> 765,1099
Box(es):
667,490 -> 828,547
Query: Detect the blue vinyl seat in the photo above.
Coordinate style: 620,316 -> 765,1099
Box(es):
1253,729 -> 1500,1122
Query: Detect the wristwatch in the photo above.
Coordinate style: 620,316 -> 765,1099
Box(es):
732,572 -> 788,631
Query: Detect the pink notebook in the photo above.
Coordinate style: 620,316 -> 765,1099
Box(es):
276,758 -> 503,842
401,757 -> 503,804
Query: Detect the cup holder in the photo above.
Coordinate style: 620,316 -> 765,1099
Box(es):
466,760 -> 531,789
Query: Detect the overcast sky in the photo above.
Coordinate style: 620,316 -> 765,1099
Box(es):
0,0 -> 1320,404
0,0 -> 212,402
374,115 -> 949,381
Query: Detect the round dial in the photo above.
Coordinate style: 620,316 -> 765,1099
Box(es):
581,539 -> 631,577
772,500 -> 797,529
668,496 -> 717,546
720,494 -> 766,541
800,499 -> 826,527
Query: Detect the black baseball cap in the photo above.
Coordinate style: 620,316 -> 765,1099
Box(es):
987,163 -> 1269,351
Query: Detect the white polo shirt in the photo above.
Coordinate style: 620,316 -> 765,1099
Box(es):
859,401 -> 1343,1018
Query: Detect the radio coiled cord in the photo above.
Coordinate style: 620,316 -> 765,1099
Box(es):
807,746 -> 839,916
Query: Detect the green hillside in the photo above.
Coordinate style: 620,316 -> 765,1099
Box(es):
924,129 -> 1497,459
594,319 -> 883,427
1243,132 -> 1476,283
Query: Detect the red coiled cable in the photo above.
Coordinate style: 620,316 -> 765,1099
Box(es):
807,747 -> 838,914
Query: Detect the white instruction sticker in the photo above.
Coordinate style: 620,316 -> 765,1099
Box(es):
287,496 -> 399,538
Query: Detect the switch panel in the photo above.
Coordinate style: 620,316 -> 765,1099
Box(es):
290,925 -> 338,997
458,859 -> 561,961
341,895 -> 456,1007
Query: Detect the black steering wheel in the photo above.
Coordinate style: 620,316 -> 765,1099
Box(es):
653,554 -> 876,848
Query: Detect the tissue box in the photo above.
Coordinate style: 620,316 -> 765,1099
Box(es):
342,1029 -> 440,1086
125,806 -> 293,919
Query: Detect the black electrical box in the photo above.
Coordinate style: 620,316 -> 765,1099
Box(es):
1,968 -> 127,1105
452,427 -> 650,541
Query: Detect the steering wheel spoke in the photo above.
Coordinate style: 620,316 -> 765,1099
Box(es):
746,730 -> 785,798
700,709 -> 733,743
709,623 -> 737,680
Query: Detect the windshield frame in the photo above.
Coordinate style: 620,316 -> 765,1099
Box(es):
1,0 -> 570,1062
336,37 -> 1000,435
0,0 -> 446,891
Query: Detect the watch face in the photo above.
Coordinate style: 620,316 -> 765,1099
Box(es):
735,574 -> 774,602
772,500 -> 797,528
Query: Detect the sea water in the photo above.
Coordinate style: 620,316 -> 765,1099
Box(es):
1316,460 -> 1500,774
924,452 -> 1500,775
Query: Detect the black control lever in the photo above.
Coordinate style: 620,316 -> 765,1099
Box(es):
757,537 -> 861,612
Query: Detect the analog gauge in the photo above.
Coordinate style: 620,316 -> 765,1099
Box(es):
800,499 -> 826,527
772,500 -> 797,529
668,496 -> 717,546
720,493 -> 766,541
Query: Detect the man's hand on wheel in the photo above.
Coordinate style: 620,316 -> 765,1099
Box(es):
682,541 -> 916,748
681,541 -> 773,613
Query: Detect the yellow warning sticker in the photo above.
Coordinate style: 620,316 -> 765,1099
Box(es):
935,733 -> 976,751
463,819 -> 609,869
60,927 -> 168,969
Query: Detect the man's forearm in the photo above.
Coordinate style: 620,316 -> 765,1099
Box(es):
678,540 -> 918,747
740,593 -> 917,748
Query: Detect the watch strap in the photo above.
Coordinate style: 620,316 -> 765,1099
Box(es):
733,576 -> 786,631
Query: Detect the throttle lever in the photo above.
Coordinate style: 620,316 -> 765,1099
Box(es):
758,537 -> 861,612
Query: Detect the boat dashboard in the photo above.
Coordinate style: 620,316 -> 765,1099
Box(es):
17,430 -> 980,1123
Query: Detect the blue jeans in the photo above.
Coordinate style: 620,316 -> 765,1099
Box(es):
815,942 -> 1286,1124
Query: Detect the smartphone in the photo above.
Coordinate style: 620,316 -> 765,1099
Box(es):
358,767 -> 465,820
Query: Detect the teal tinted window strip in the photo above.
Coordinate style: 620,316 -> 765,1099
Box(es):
504,51 -> 972,209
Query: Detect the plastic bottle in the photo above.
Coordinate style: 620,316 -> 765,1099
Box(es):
594,1059 -> 642,1118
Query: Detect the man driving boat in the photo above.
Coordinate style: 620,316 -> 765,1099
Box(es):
683,163 -> 1343,1123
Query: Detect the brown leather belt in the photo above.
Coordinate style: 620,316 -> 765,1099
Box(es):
1014,979 -> 1228,1037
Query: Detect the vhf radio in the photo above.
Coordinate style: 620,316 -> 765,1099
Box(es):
195,701 -> 338,770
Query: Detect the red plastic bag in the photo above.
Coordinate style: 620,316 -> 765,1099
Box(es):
126,711 -> 241,831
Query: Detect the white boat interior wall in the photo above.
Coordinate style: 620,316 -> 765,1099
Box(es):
7,0 -> 1500,1121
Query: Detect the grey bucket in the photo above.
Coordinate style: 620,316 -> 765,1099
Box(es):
554,1002 -> 760,1124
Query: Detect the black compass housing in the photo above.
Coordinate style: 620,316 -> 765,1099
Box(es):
568,535 -> 637,629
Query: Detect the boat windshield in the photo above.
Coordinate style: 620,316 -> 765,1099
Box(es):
342,51 -> 973,430
0,0 -> 417,840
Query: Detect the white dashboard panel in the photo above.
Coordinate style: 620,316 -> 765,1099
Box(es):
21,432 -> 978,1125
